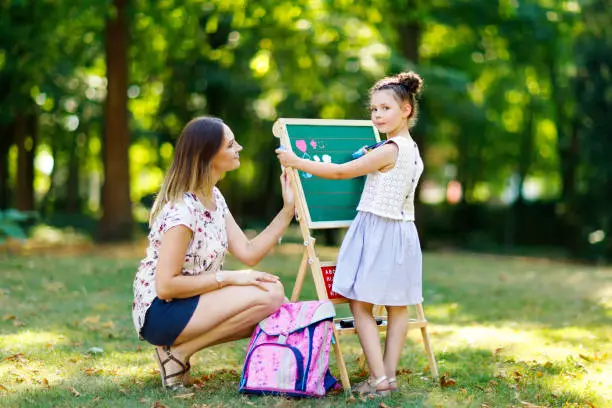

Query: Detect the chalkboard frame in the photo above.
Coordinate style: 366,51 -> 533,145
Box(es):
272,118 -> 381,229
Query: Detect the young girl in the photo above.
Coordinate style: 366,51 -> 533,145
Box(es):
276,72 -> 424,397
133,116 -> 294,390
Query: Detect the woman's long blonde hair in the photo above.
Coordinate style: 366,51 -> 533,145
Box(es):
149,117 -> 225,225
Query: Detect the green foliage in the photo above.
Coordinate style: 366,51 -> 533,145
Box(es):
0,209 -> 37,242
572,0 -> 612,261
1,0 -> 612,258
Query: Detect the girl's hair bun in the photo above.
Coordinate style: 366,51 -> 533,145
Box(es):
397,71 -> 423,95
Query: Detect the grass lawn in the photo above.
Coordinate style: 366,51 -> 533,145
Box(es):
0,242 -> 610,408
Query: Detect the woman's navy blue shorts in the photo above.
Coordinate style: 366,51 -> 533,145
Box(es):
140,295 -> 199,347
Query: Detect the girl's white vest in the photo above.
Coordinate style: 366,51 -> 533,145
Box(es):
357,136 -> 423,221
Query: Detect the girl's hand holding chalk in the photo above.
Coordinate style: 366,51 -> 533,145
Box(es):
276,146 -> 300,168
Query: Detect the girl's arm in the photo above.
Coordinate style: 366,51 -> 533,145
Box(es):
276,142 -> 398,180
226,171 -> 295,266
155,225 -> 281,300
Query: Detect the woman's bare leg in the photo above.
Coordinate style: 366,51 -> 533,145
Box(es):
156,280 -> 285,380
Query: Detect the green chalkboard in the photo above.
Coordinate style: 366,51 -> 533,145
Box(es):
273,119 -> 381,229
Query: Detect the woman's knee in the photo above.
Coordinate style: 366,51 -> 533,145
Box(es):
257,280 -> 285,314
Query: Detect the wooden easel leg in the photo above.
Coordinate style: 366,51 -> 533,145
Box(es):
290,248 -> 309,302
416,304 -> 438,381
332,326 -> 351,392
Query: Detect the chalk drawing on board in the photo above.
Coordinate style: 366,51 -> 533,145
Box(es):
295,140 -> 307,153
294,139 -> 313,179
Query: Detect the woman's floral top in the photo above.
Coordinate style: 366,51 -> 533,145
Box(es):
132,188 -> 229,336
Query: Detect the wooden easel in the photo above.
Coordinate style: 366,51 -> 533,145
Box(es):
285,166 -> 439,390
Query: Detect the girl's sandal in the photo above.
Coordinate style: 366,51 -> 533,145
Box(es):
388,377 -> 398,392
153,346 -> 188,391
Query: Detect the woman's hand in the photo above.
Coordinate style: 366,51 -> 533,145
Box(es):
225,270 -> 280,290
280,170 -> 295,211
275,148 -> 300,168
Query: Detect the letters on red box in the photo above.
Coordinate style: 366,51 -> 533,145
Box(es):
321,264 -> 344,300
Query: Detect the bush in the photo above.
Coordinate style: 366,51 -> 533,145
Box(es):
0,209 -> 38,242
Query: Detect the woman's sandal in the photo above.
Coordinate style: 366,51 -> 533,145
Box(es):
351,375 -> 391,397
153,346 -> 188,391
183,361 -> 193,387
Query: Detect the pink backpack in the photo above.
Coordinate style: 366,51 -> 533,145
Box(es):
239,300 -> 339,397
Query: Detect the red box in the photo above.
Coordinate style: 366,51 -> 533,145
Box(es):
321,264 -> 345,300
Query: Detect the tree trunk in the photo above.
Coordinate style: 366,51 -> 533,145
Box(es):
516,94 -> 535,205
99,0 -> 133,241
15,113 -> 36,211
548,55 -> 580,253
507,93 -> 535,247
394,1 -> 427,246
66,133 -> 80,213
0,123 -> 13,209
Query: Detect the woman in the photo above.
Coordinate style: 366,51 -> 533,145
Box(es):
132,116 -> 294,390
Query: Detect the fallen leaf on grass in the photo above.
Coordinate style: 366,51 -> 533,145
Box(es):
40,378 -> 49,388
82,368 -> 104,376
422,365 -> 430,374
579,354 -> 592,362
0,384 -> 8,392
586,402 -> 596,408
396,368 -> 412,375
43,281 -> 65,292
172,392 -> 194,399
440,373 -> 456,388
520,401 -> 545,408
3,314 -> 15,321
102,321 -> 115,329
152,402 -> 167,408
592,352 -> 608,361
4,353 -> 26,362
82,315 -> 100,324
379,403 -> 393,408
68,387 -> 80,397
